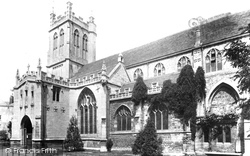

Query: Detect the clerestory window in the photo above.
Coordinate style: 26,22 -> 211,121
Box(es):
154,63 -> 165,77
206,48 -> 222,73
177,56 -> 191,72
133,68 -> 143,81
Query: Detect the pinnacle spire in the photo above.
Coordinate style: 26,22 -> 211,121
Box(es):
27,64 -> 30,73
38,58 -> 41,68
16,69 -> 19,78
102,60 -> 107,72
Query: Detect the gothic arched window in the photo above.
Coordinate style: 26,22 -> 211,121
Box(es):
154,63 -> 165,77
206,48 -> 222,73
60,29 -> 64,47
133,68 -> 143,81
116,105 -> 132,131
82,35 -> 88,59
150,104 -> 168,130
177,56 -> 191,72
78,88 -> 97,134
74,30 -> 79,47
53,32 -> 58,50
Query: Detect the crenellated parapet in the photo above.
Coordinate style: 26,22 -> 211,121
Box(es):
69,75 -> 101,87
15,59 -> 69,88
49,1 -> 94,33
41,72 -> 69,86
18,70 -> 38,86
110,85 -> 162,100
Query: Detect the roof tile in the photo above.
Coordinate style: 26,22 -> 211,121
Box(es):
71,10 -> 250,81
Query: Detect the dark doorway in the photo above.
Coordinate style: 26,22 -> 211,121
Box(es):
20,115 -> 32,148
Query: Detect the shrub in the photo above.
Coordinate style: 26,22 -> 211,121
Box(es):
0,130 -> 8,141
132,119 -> 163,156
106,138 -> 113,152
141,119 -> 163,156
132,130 -> 145,154
64,116 -> 83,151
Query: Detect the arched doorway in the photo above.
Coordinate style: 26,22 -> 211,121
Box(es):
20,115 -> 32,148
206,83 -> 239,145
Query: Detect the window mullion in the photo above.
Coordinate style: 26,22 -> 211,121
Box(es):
161,111 -> 163,130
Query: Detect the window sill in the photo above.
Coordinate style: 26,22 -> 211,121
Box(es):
216,142 -> 232,144
202,142 -> 232,144
156,130 -> 187,134
80,133 -> 98,138
110,131 -> 134,135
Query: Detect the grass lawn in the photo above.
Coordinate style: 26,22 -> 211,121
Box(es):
64,150 -> 134,156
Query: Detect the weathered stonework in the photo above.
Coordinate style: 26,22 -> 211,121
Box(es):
9,4 -> 250,156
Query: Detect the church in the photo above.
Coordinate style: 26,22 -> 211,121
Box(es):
10,1 -> 250,155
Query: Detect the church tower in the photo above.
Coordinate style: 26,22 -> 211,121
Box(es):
47,2 -> 96,79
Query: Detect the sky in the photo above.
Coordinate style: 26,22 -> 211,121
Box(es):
0,0 -> 249,102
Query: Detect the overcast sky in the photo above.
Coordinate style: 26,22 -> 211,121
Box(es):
0,0 -> 249,102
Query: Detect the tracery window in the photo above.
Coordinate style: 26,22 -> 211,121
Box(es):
154,63 -> 165,77
53,32 -> 58,50
78,88 -> 97,134
206,48 -> 222,73
133,68 -> 143,81
116,105 -> 132,131
74,30 -> 79,47
150,104 -> 168,130
60,29 -> 64,47
177,56 -> 191,72
203,126 -> 231,143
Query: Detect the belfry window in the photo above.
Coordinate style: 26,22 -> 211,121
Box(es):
205,48 -> 222,73
133,68 -> 143,81
78,88 -> 97,134
60,29 -> 64,47
53,32 -> 58,50
150,104 -> 168,130
177,56 -> 191,72
74,30 -> 79,48
154,63 -> 165,77
82,35 -> 88,59
116,105 -> 131,131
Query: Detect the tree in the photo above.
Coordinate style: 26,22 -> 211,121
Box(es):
141,119 -> 163,156
0,130 -> 8,141
64,116 -> 83,151
161,65 -> 205,152
7,121 -> 12,138
164,65 -> 197,130
195,67 -> 206,102
191,67 -> 206,141
132,76 -> 148,128
132,119 -> 163,156
224,26 -> 250,153
132,130 -> 145,154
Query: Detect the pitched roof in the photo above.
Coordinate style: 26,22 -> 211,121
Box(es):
72,54 -> 119,81
201,10 -> 250,45
71,10 -> 250,81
